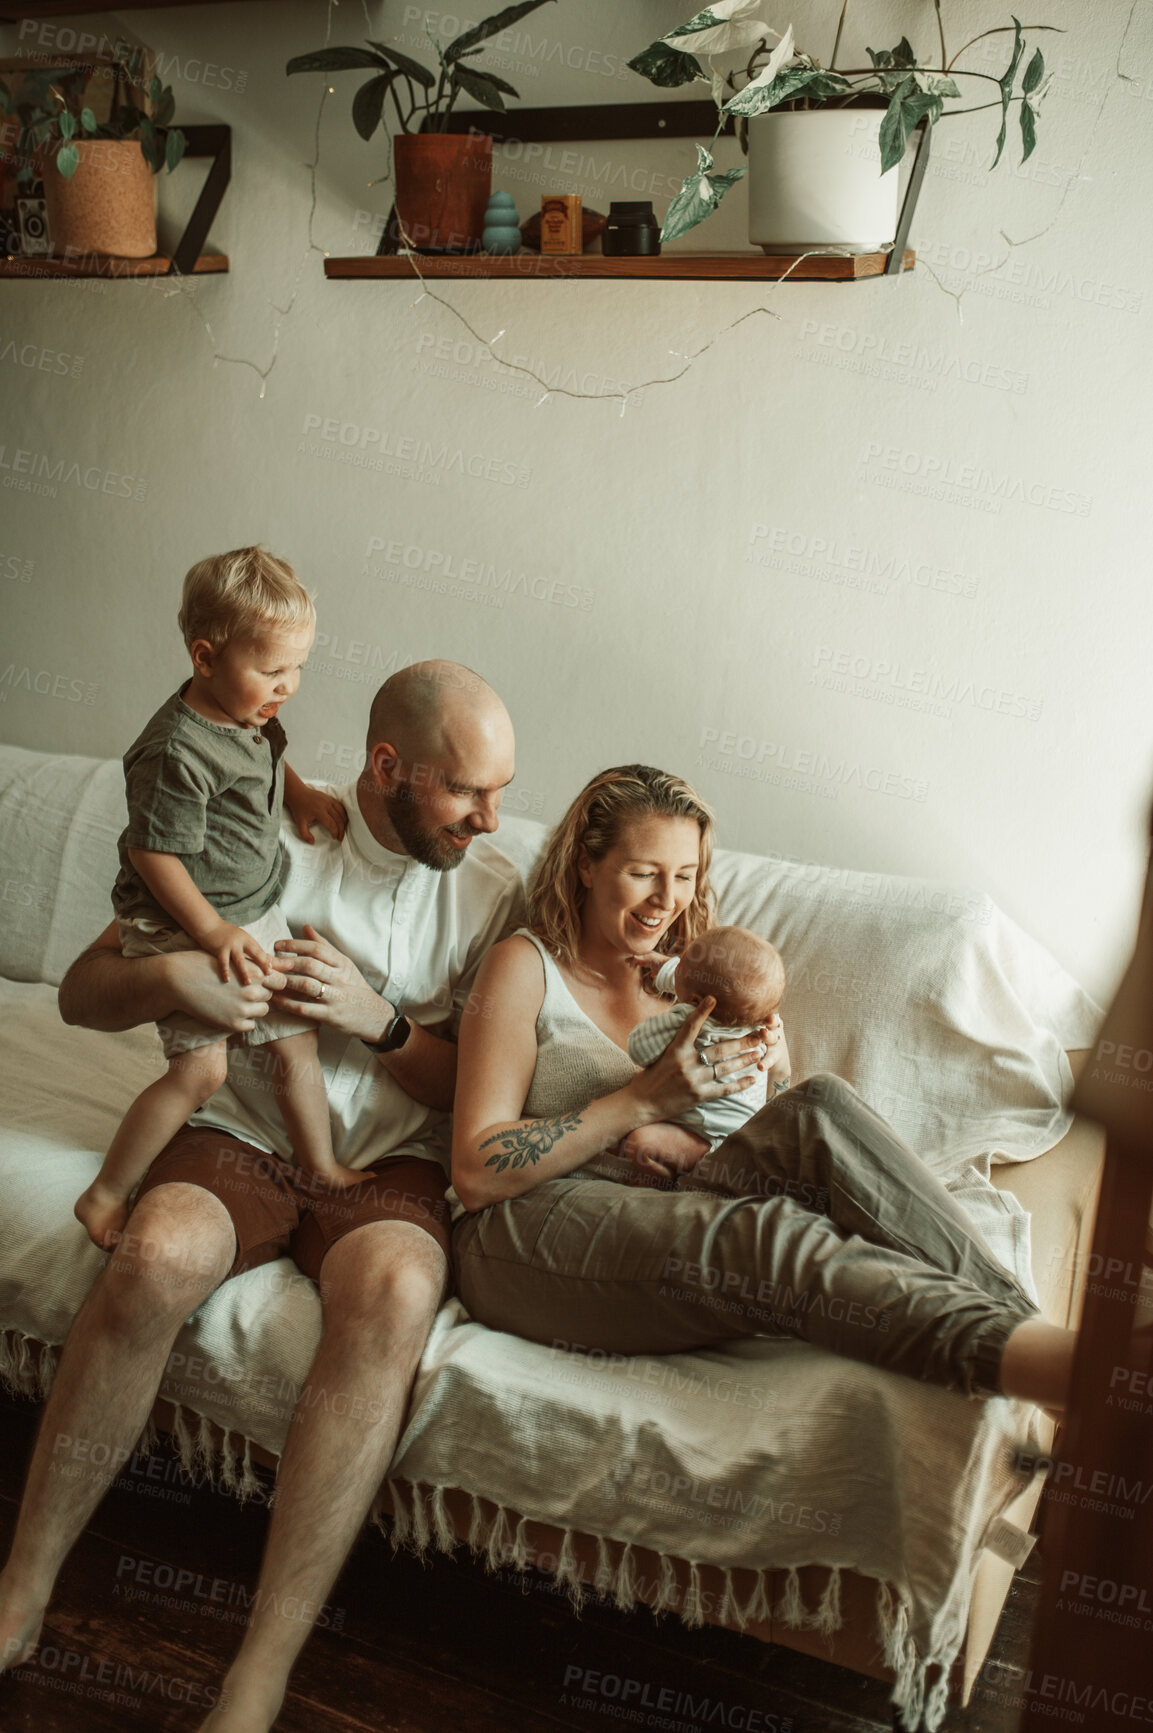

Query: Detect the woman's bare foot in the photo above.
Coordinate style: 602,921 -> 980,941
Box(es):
198,1664 -> 287,1732
73,1181 -> 130,1250
1000,1318 -> 1076,1413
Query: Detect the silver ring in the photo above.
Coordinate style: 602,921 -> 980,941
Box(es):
316,982 -> 325,1001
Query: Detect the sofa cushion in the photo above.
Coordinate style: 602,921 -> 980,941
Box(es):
0,747 -> 126,985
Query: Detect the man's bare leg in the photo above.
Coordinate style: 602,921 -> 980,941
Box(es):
200,1220 -> 447,1733
0,1184 -> 235,1668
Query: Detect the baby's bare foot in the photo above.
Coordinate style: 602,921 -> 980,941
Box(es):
74,1182 -> 129,1250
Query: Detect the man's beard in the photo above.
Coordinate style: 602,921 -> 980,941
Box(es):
385,782 -> 471,872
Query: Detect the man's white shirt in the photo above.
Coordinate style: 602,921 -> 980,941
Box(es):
189,781 -> 525,1171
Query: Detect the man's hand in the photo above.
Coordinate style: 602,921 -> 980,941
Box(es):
287,783 -> 348,845
619,1122 -> 710,1184
270,925 -> 393,1040
57,921 -> 286,1035
160,947 -> 285,1035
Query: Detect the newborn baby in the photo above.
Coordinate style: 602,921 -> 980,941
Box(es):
627,925 -> 789,1158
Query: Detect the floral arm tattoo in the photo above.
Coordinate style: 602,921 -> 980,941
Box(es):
480,1112 -> 585,1173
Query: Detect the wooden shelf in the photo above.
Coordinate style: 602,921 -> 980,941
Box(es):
0,252 -> 228,278
324,249 -> 914,283
0,1 -> 270,14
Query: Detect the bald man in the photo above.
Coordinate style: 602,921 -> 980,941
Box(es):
0,662 -> 523,1733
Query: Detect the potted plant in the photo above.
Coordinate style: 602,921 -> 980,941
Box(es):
287,0 -> 556,254
0,52 -> 185,259
629,0 -> 1057,251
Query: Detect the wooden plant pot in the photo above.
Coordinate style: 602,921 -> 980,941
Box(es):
394,132 -> 492,254
42,139 -> 157,259
747,110 -> 899,255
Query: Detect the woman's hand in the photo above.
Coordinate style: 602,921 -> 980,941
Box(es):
626,998 -> 767,1125
269,925 -> 393,1040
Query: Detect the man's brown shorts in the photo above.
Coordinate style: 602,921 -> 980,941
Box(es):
135,1125 -> 452,1284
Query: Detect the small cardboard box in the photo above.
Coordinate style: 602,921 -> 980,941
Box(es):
539,193 -> 582,255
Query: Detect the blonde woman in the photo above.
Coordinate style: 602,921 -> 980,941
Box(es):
451,764 -> 1075,1411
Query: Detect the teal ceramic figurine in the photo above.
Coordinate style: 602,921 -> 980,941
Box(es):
482,190 -> 521,254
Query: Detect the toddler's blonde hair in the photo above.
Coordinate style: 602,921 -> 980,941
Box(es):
178,547 -> 314,650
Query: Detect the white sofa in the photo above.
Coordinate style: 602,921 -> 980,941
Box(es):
0,743 -> 1104,1731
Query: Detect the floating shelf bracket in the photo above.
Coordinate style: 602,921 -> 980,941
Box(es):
886,117 -> 930,276
168,123 -> 231,276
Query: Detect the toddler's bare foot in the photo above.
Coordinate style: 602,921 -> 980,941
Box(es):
73,1181 -> 130,1250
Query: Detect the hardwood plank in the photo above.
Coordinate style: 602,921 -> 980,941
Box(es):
0,1394 -> 1036,1733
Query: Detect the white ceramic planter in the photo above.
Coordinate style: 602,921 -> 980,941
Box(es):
747,109 -> 899,254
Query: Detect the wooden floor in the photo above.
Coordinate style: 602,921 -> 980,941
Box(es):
0,1390 -> 1036,1733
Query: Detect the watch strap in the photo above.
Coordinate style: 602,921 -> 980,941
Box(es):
362,1008 -> 411,1054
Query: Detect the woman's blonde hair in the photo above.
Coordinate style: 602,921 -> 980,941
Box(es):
528,764 -> 716,971
178,547 -> 314,650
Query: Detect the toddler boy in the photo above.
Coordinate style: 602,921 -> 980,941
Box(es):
74,547 -> 360,1249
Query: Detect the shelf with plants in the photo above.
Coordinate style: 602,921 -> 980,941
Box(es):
299,0 -> 1053,289
0,49 -> 230,277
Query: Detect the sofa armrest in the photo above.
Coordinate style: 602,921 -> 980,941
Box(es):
991,1051 -> 1104,1329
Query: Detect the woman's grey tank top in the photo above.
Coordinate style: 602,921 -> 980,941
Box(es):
518,928 -> 639,1185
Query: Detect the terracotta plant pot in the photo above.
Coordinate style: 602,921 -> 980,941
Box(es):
42,139 -> 157,260
393,132 -> 492,254
747,109 -> 899,255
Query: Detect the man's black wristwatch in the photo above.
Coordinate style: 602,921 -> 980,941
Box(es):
361,1007 -> 411,1055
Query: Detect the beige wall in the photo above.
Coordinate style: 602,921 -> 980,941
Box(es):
1,0 -> 1149,999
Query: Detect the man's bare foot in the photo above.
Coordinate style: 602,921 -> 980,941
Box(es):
198,1665 -> 287,1732
0,1578 -> 46,1674
74,1181 -> 130,1250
